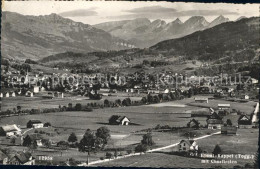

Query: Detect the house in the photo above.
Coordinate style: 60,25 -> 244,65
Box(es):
109,115 -> 130,125
221,126 -> 237,135
187,119 -> 200,129
178,140 -> 199,155
218,104 -> 230,110
250,78 -> 258,84
33,86 -> 39,93
238,115 -> 253,128
10,91 -> 16,97
27,120 -> 44,128
242,94 -> 250,100
0,150 -> 8,164
24,134 -> 43,147
4,92 -> 9,98
8,151 -> 35,165
0,124 -> 22,137
206,112 -> 223,129
25,91 -> 33,97
216,110 -> 229,117
194,97 -> 208,103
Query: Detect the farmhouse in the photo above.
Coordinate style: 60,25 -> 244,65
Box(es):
221,126 -> 237,135
238,115 -> 253,128
0,124 -> 22,137
242,94 -> 249,100
194,97 -> 208,103
4,92 -> 9,98
33,86 -> 39,93
8,151 -> 35,165
10,92 -> 15,97
218,104 -> 230,110
178,140 -> 199,155
109,115 -> 130,125
27,120 -> 44,128
25,134 -> 44,147
25,91 -> 33,97
206,112 -> 223,129
187,119 -> 200,129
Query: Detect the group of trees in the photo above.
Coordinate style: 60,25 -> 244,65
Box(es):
77,127 -> 111,155
135,133 -> 155,153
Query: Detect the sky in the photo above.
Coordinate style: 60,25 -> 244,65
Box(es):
2,1 -> 259,25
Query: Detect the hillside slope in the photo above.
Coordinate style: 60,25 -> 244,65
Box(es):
39,17 -> 259,76
150,17 -> 259,61
1,12 -> 135,60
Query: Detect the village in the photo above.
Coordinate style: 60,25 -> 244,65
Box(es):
0,61 -> 259,168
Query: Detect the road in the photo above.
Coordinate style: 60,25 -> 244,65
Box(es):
78,131 -> 221,166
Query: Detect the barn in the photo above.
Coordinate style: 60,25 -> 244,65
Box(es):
187,119 -> 200,129
0,124 -> 22,137
27,120 -> 44,128
109,115 -> 130,125
206,112 -> 223,129
178,140 -> 199,156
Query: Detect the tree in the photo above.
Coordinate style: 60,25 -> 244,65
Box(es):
17,106 -> 22,114
22,135 -> 32,147
141,97 -> 147,104
135,144 -> 148,153
78,129 -> 95,155
104,99 -> 109,107
226,119 -> 232,126
44,122 -> 51,127
10,137 -> 16,145
30,140 -> 38,150
68,132 -> 78,143
42,139 -> 51,148
141,133 -> 154,146
212,144 -> 222,156
75,103 -> 82,111
96,126 -> 111,146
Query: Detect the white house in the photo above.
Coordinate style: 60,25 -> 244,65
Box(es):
27,120 -> 44,128
25,91 -> 33,97
0,124 -> 22,137
109,115 -> 131,125
4,92 -> 9,98
178,140 -> 199,155
33,86 -> 39,93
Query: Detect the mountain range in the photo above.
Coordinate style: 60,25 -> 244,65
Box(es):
94,15 -> 230,48
40,17 -> 259,74
1,11 -> 135,60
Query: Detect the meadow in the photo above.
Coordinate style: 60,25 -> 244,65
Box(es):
0,96 -> 257,166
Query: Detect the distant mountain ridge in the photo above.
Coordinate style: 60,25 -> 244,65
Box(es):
94,15 -> 230,48
1,12 -> 135,60
41,17 -> 259,72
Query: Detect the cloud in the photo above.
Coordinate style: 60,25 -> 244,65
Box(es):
59,8 -> 98,17
124,6 -> 177,14
176,9 -> 238,16
108,6 -> 239,20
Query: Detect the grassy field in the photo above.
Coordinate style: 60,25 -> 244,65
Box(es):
94,151 -> 256,168
94,129 -> 258,168
1,94 -> 142,111
0,96 -> 257,166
